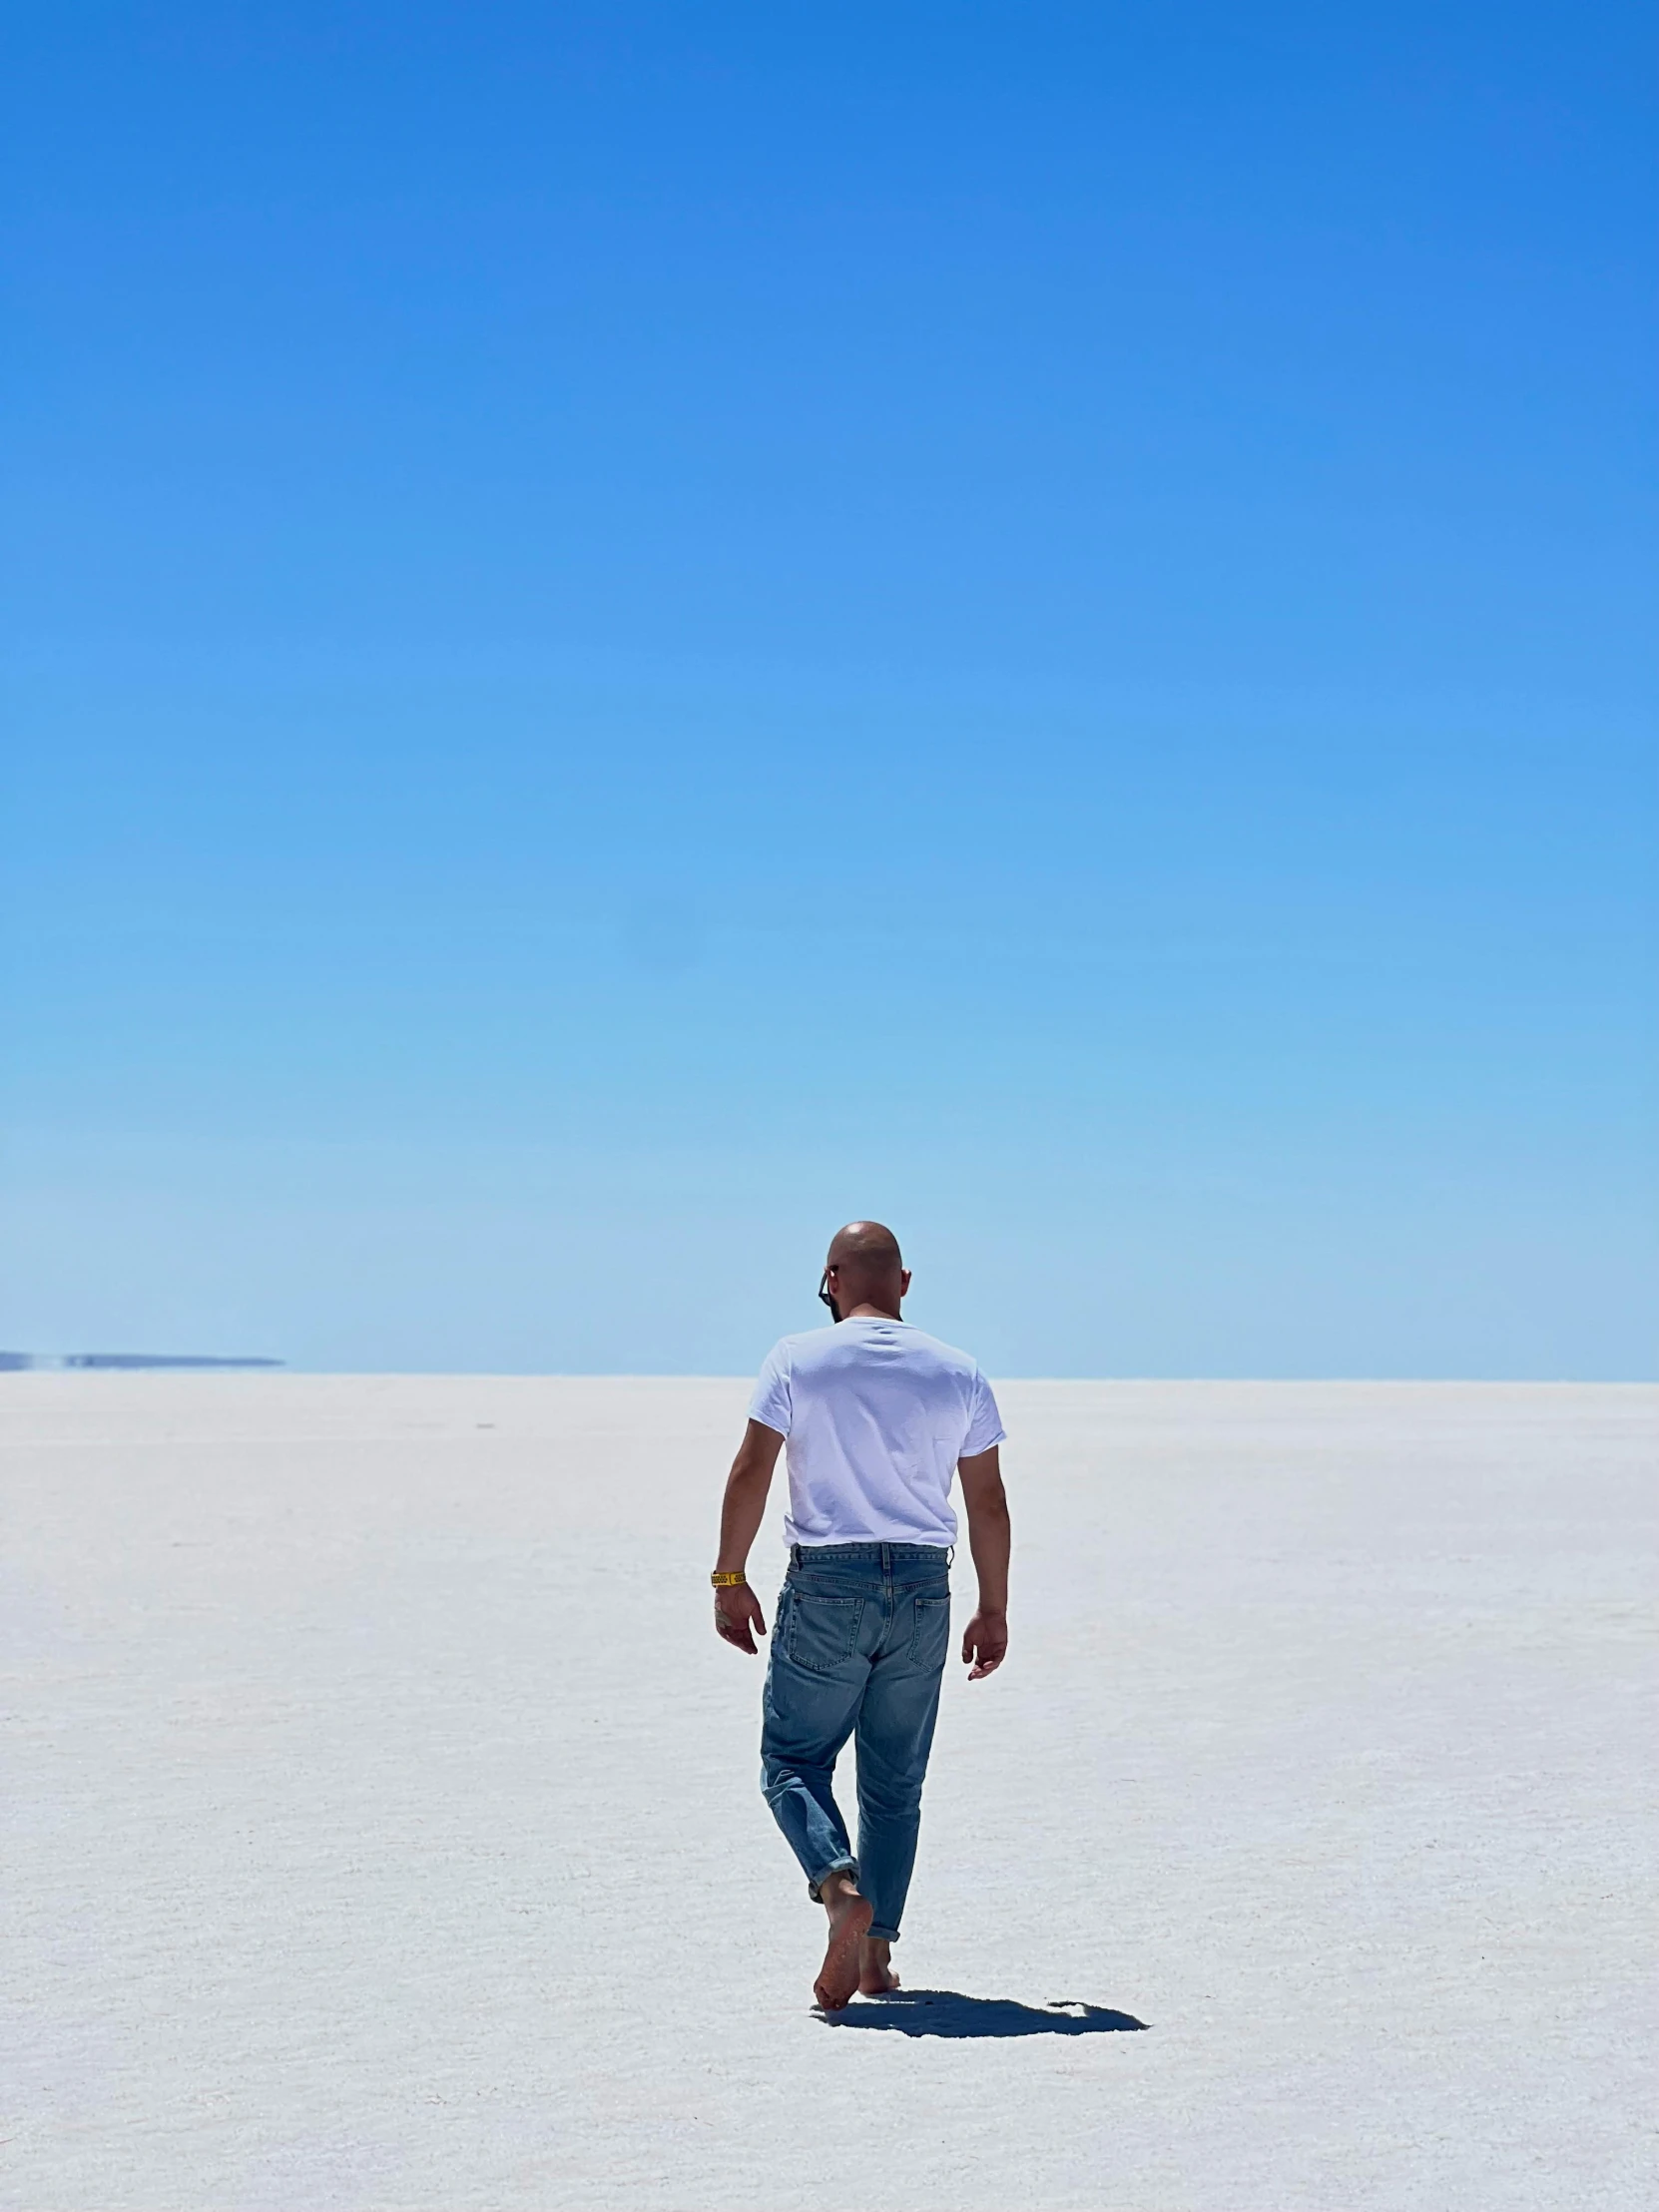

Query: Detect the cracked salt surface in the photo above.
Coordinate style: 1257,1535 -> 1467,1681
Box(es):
2,1374 -> 1654,2209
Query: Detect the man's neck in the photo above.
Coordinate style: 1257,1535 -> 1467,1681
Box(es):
841,1303 -> 903,1322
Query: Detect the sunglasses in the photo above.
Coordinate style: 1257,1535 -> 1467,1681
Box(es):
818,1268 -> 841,1323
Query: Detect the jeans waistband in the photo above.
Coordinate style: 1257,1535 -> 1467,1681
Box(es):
789,1541 -> 951,1568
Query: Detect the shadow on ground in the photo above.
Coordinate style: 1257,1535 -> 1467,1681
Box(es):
819,1990 -> 1149,2038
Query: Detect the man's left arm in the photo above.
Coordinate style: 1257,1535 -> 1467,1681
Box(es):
712,1418 -> 785,1653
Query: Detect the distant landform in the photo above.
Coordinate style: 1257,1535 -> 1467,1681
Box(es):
0,1354 -> 283,1372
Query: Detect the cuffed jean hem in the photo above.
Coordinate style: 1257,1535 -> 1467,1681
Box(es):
866,1923 -> 900,1943
807,1856 -> 858,1903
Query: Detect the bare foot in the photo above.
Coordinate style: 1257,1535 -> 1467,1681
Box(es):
813,1875 -> 873,2010
858,1935 -> 900,1995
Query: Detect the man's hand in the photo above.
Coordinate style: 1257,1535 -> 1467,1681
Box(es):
715,1581 -> 769,1654
961,1608 -> 1007,1680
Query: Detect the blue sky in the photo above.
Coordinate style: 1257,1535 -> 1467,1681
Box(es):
3,2 -> 1654,1376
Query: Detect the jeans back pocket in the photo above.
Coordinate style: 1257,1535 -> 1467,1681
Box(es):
786,1591 -> 864,1674
909,1591 -> 951,1666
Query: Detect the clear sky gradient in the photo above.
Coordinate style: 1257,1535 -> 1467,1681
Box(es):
4,2 -> 1654,1376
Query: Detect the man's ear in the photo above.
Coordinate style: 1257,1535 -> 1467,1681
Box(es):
899,1268 -> 912,1297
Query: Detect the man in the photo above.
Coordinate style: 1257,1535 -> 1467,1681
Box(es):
712,1221 -> 1011,2011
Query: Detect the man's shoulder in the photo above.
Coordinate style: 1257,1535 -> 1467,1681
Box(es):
893,1326 -> 982,1375
767,1321 -> 985,1376
850,1320 -> 985,1376
764,1325 -> 840,1363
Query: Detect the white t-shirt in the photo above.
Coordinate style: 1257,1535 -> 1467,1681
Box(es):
749,1317 -> 1005,1548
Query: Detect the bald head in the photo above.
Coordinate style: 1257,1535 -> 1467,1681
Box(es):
823,1220 -> 909,1321
828,1220 -> 902,1271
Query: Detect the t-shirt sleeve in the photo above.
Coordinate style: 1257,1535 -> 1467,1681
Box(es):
962,1368 -> 1006,1456
748,1340 -> 794,1436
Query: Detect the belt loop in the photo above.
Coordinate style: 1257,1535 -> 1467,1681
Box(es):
790,1543 -> 801,1569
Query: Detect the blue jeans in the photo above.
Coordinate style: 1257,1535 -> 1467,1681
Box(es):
760,1541 -> 950,1943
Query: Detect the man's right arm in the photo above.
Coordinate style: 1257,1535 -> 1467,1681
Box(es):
957,1444 -> 1010,1679
712,1418 -> 785,1654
